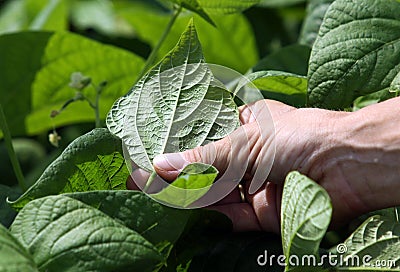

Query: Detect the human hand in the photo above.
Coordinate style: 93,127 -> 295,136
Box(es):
128,98 -> 400,233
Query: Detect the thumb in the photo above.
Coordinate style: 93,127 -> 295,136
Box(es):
153,137 -> 232,181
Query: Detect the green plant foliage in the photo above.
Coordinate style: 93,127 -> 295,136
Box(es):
0,0 -> 67,34
281,171 -> 332,270
0,223 -> 38,272
167,0 -> 215,26
10,195 -> 163,272
107,20 -> 239,172
65,190 -> 191,248
308,0 -> 400,109
299,0 -> 334,47
258,0 -> 305,7
390,71 -> 400,93
197,0 -> 260,14
0,185 -> 20,227
332,216 -> 400,270
252,44 -> 311,76
115,4 -> 258,73
0,31 -> 144,136
152,163 -> 218,207
9,129 -> 128,210
352,89 -> 396,111
247,70 -> 307,107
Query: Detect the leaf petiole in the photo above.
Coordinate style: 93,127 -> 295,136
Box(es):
144,171 -> 157,193
0,104 -> 27,192
136,6 -> 182,82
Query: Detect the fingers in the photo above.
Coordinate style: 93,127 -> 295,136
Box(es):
246,182 -> 281,233
153,133 -> 235,181
207,203 -> 262,232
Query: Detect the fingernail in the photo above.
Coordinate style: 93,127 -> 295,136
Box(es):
153,153 -> 187,171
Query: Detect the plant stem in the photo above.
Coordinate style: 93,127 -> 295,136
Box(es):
136,6 -> 182,82
144,171 -> 157,193
0,104 -> 27,191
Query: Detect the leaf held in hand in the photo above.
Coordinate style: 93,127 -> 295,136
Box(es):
106,20 -> 239,172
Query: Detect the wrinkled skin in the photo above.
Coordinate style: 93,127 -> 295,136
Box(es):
128,98 -> 400,233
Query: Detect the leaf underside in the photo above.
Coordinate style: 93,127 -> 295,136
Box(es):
281,171 -> 332,270
107,20 -> 239,172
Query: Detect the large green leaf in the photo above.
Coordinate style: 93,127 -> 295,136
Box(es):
333,216 -> 400,270
152,163 -> 218,207
299,0 -> 334,47
65,190 -> 191,248
115,3 -> 258,73
107,20 -> 239,172
9,128 -> 128,210
308,0 -> 400,109
10,195 -> 162,272
0,224 -> 38,272
281,171 -> 332,270
0,31 -> 144,136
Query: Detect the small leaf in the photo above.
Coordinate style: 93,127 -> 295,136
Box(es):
9,128 -> 128,210
65,190 -> 191,249
352,88 -> 396,111
107,20 -> 239,172
333,216 -> 400,270
152,163 -> 218,208
10,195 -> 162,272
0,224 -> 38,272
281,171 -> 332,270
308,0 -> 400,109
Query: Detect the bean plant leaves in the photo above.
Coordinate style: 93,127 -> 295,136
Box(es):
0,224 -> 38,272
152,163 -> 218,208
390,71 -> 400,93
308,0 -> 400,109
332,216 -> 400,270
352,88 -> 396,111
281,171 -> 332,270
168,0 -> 215,26
65,190 -> 191,248
0,31 -> 144,137
246,70 -> 307,107
10,195 -> 162,272
107,20 -> 239,172
116,5 -> 258,73
299,0 -> 334,47
249,71 -> 307,96
9,129 -> 128,210
252,44 -> 311,76
196,0 -> 260,14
